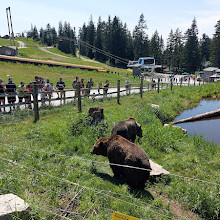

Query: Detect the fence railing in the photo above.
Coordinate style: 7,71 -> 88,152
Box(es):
0,78 -> 205,122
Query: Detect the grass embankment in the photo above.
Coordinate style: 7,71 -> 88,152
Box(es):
0,38 -> 19,47
0,61 -> 137,88
14,37 -> 131,73
0,83 -> 219,219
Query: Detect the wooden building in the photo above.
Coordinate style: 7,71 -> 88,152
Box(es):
0,46 -> 18,56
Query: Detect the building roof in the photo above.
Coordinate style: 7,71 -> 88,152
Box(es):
210,73 -> 220,78
203,67 -> 219,71
0,46 -> 17,50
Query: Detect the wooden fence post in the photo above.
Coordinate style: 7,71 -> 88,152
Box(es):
77,82 -> 82,112
157,78 -> 160,93
171,78 -> 173,91
63,90 -> 66,105
32,81 -> 39,122
117,80 -> 120,104
140,77 -> 143,99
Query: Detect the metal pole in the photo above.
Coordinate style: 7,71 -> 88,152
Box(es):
32,82 -> 39,122
157,78 -> 160,93
6,8 -> 11,45
77,82 -> 82,112
117,80 -> 120,104
8,7 -> 15,46
140,77 -> 143,99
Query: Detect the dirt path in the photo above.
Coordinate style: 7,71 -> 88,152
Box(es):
150,190 -> 199,219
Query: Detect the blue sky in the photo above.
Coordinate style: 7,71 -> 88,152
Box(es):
0,0 -> 220,41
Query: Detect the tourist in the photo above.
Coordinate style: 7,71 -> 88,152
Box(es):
103,80 -> 110,98
56,78 -> 65,99
72,77 -> 79,98
17,82 -> 26,105
125,78 -> 130,95
5,78 -> 17,111
80,78 -> 85,95
85,78 -> 94,96
0,79 -> 6,112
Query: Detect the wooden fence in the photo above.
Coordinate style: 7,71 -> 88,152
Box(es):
0,78 -> 205,122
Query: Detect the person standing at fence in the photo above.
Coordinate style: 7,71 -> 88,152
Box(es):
6,78 -> 17,111
80,78 -> 85,96
85,78 -> 94,96
17,82 -> 26,107
103,80 -> 110,98
125,78 -> 130,95
56,78 -> 65,99
0,79 -> 6,112
45,79 -> 52,99
72,77 -> 79,98
25,83 -> 32,109
97,82 -> 102,94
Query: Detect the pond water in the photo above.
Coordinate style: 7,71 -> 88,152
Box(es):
174,98 -> 220,145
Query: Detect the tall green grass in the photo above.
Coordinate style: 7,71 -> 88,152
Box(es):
0,83 -> 219,219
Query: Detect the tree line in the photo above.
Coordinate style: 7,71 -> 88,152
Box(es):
26,14 -> 220,73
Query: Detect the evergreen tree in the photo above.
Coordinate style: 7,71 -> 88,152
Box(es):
183,18 -> 201,73
211,20 -> 220,68
150,30 -> 163,64
86,16 -> 96,59
133,14 -> 149,59
200,33 -> 211,67
79,24 -> 88,56
94,17 -> 104,61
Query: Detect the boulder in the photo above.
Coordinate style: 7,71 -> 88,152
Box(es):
0,193 -> 30,220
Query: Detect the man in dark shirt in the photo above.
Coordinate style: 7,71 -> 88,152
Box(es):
6,78 -> 17,111
0,79 -> 6,112
85,78 -> 94,96
56,78 -> 65,99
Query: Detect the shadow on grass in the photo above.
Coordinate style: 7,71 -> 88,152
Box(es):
95,171 -> 154,200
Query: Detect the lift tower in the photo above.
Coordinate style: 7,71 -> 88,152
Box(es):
6,7 -> 15,46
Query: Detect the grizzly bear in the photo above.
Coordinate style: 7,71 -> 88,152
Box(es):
91,135 -> 151,188
111,118 -> 142,142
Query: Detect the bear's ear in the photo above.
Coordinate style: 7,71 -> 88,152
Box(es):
99,141 -> 104,147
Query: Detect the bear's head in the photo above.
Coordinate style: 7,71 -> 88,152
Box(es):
91,137 -> 108,156
136,123 -> 143,137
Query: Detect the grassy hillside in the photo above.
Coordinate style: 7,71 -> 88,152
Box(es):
0,83 -> 220,219
14,37 -> 131,73
0,61 -> 138,88
0,37 -> 19,47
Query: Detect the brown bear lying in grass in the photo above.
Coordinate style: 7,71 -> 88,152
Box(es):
111,118 -> 142,142
91,134 -> 151,188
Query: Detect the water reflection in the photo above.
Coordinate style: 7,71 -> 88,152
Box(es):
175,98 -> 220,145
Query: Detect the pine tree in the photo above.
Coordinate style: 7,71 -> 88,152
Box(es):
150,30 -> 163,64
86,16 -> 96,59
183,18 -> 201,73
133,14 -> 149,60
94,17 -> 104,61
211,20 -> 220,68
200,33 -> 211,67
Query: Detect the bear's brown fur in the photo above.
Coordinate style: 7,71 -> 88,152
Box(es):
91,135 -> 151,188
111,118 -> 142,142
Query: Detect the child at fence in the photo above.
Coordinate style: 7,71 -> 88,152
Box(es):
80,78 -> 85,96
25,84 -> 32,109
17,82 -> 26,106
125,78 -> 130,95
45,79 -> 52,99
72,77 -> 79,98
40,84 -> 46,105
97,82 -> 103,94
0,79 -> 6,112
103,80 -> 110,98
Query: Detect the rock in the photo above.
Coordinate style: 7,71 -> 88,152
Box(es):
151,104 -> 159,108
0,193 -> 30,220
164,124 -> 187,134
149,160 -> 170,176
